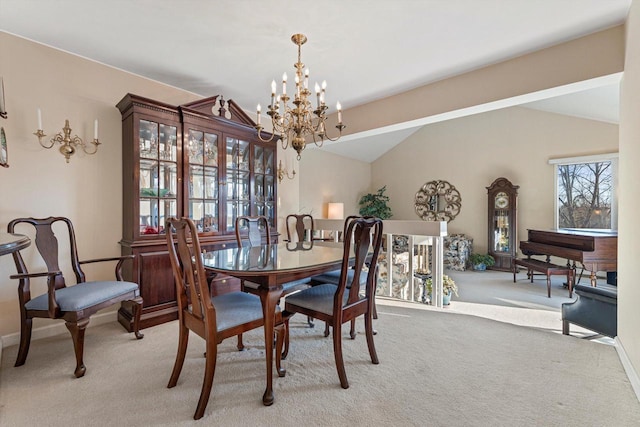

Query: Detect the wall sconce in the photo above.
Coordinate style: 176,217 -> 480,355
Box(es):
277,159 -> 296,183
34,109 -> 100,163
327,202 -> 344,220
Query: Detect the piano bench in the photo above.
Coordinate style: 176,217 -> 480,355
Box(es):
513,258 -> 574,298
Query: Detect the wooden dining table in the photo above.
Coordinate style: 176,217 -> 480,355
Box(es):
0,232 -> 31,257
201,240 -> 348,406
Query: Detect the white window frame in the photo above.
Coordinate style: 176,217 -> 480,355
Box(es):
548,152 -> 618,231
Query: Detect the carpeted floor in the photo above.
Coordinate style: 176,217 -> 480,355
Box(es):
1,285 -> 639,426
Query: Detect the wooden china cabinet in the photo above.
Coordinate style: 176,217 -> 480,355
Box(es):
116,94 -> 278,330
486,177 -> 519,271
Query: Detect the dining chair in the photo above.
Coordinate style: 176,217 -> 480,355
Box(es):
285,213 -> 331,328
309,215 -> 378,338
165,217 -> 287,420
235,215 -> 271,247
283,216 -> 383,389
236,215 -> 311,298
7,216 -> 143,378
285,214 -> 314,242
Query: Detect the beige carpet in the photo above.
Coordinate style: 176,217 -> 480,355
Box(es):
1,296 -> 639,426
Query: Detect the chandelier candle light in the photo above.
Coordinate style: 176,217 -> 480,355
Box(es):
34,108 -> 101,163
255,34 -> 345,160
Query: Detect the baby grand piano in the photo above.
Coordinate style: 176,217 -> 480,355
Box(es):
519,229 -> 617,287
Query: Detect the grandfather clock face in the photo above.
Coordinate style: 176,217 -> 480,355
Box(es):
495,191 -> 509,209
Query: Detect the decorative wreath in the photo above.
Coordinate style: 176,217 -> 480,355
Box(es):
414,180 -> 462,222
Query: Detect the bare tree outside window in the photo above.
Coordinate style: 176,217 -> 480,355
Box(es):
557,161 -> 612,229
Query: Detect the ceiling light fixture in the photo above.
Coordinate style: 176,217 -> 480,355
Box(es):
255,34 -> 345,160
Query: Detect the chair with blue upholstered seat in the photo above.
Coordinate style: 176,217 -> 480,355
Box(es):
166,217 -> 286,419
7,216 -> 143,378
309,215 -> 378,338
283,216 -> 383,389
236,215 -> 311,297
235,215 -> 310,349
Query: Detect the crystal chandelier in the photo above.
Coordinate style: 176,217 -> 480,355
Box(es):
255,34 -> 345,160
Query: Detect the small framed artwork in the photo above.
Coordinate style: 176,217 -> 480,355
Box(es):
1,127 -> 8,168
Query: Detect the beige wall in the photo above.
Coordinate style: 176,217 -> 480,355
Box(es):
298,148 -> 371,219
0,33 -> 200,337
275,147 -> 300,236
619,1 -> 640,381
371,107 -> 618,253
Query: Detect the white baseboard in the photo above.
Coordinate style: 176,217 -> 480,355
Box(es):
0,311 -> 117,349
615,337 -> 640,402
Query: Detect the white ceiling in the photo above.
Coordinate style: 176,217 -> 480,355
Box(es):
1,0 -> 630,162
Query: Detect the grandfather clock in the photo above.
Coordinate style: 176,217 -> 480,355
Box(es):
487,177 -> 519,271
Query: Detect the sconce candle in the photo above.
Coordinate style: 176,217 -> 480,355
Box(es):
37,108 -> 42,130
0,77 -> 6,118
94,119 -> 98,139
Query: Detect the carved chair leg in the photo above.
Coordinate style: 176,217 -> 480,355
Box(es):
237,334 -> 244,351
332,322 -> 349,389
365,312 -> 379,365
168,322 -> 190,388
274,323 -> 286,377
281,316 -> 290,360
307,316 -> 315,328
324,322 -> 330,337
14,317 -> 33,367
132,297 -> 144,339
65,318 -> 90,378
194,339 -> 217,420
349,302 -> 378,339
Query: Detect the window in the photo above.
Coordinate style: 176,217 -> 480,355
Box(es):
549,153 -> 618,231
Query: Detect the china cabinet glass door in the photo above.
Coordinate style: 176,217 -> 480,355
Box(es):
139,119 -> 178,235
253,145 -> 276,228
226,137 -> 251,232
187,129 -> 219,233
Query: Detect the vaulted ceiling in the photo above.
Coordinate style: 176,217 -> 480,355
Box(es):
1,0 -> 630,161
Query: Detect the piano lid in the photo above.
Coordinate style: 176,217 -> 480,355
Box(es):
544,228 -> 618,238
526,228 -> 617,253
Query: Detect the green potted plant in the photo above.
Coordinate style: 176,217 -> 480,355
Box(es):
358,186 -> 393,219
469,253 -> 496,271
425,274 -> 458,305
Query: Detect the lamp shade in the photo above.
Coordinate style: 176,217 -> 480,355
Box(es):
327,202 -> 344,220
